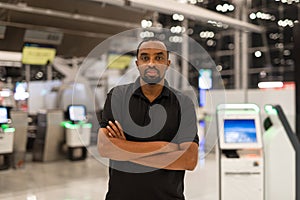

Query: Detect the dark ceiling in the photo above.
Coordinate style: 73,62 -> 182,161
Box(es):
0,0 -> 151,56
0,0 -> 298,88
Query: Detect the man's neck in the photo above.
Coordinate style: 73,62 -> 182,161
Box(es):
140,78 -> 164,102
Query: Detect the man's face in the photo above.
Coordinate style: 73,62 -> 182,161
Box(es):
136,41 -> 170,85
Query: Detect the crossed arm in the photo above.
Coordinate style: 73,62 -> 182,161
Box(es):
97,121 -> 198,171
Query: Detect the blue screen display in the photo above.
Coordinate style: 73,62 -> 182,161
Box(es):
224,119 -> 257,143
0,107 -> 8,124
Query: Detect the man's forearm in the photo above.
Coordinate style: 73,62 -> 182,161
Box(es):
101,138 -> 178,161
131,142 -> 198,171
98,129 -> 179,161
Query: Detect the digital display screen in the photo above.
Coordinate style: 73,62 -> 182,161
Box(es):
68,105 -> 86,122
224,119 -> 257,143
198,69 -> 212,90
0,107 -> 8,124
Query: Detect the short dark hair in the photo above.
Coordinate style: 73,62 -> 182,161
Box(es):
136,38 -> 169,58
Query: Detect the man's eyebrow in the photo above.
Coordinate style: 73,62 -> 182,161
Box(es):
156,52 -> 164,56
140,52 -> 165,55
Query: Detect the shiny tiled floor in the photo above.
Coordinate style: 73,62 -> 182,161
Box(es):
0,147 -> 217,200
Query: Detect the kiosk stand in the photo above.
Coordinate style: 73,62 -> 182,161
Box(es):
32,110 -> 65,162
62,105 -> 91,161
10,110 -> 28,168
0,107 -> 15,170
263,105 -> 300,200
216,104 -> 264,200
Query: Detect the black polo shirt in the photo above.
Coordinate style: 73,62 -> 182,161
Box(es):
100,78 -> 199,200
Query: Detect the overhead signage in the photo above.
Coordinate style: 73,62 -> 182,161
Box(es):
24,30 -> 63,45
22,46 -> 56,65
107,54 -> 133,70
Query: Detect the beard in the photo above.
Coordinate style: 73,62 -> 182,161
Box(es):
141,68 -> 164,85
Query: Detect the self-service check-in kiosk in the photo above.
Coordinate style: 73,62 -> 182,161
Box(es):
0,107 -> 15,170
62,105 -> 91,161
263,105 -> 300,200
216,104 -> 264,200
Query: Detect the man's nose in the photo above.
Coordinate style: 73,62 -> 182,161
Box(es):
148,57 -> 156,66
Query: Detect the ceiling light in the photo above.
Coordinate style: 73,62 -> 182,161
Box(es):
278,19 -> 294,27
279,0 -> 299,4
172,14 -> 179,20
141,20 -> 152,28
140,31 -> 154,38
216,5 -> 222,11
216,65 -> 222,71
228,5 -> 235,11
207,20 -> 228,29
199,31 -> 215,39
256,12 -> 262,18
169,36 -> 183,43
177,0 -> 188,3
283,49 -> 291,56
0,90 -> 10,97
172,14 -> 184,21
259,71 -> 267,78
206,39 -> 216,47
215,3 -> 234,13
249,13 -> 256,20
254,51 -> 262,57
171,26 -> 185,33
258,81 -> 283,89
187,28 -> 194,35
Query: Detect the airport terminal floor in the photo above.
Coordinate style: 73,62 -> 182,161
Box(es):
0,147 -> 217,200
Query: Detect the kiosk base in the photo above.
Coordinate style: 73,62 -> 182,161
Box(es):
0,153 -> 12,170
68,147 -> 87,161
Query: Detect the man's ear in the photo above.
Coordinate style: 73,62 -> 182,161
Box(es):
167,60 -> 171,68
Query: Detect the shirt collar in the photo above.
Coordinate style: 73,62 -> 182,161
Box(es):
133,77 -> 170,98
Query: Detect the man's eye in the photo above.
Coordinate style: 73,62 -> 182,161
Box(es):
140,56 -> 149,61
156,56 -> 164,61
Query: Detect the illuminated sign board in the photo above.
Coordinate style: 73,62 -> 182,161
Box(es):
22,46 -> 56,65
107,54 -> 133,70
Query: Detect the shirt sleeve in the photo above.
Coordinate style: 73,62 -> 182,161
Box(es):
99,89 -> 114,128
173,96 -> 199,145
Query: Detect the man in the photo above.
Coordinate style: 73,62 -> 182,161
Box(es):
98,38 -> 199,200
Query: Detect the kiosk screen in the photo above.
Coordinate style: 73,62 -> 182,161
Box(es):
68,105 -> 86,122
224,119 -> 257,143
0,107 -> 8,124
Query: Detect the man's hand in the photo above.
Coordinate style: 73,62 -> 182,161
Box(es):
105,120 -> 126,140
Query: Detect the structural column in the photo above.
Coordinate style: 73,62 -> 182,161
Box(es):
234,2 -> 241,89
241,2 -> 249,91
181,19 -> 189,90
294,22 -> 300,140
